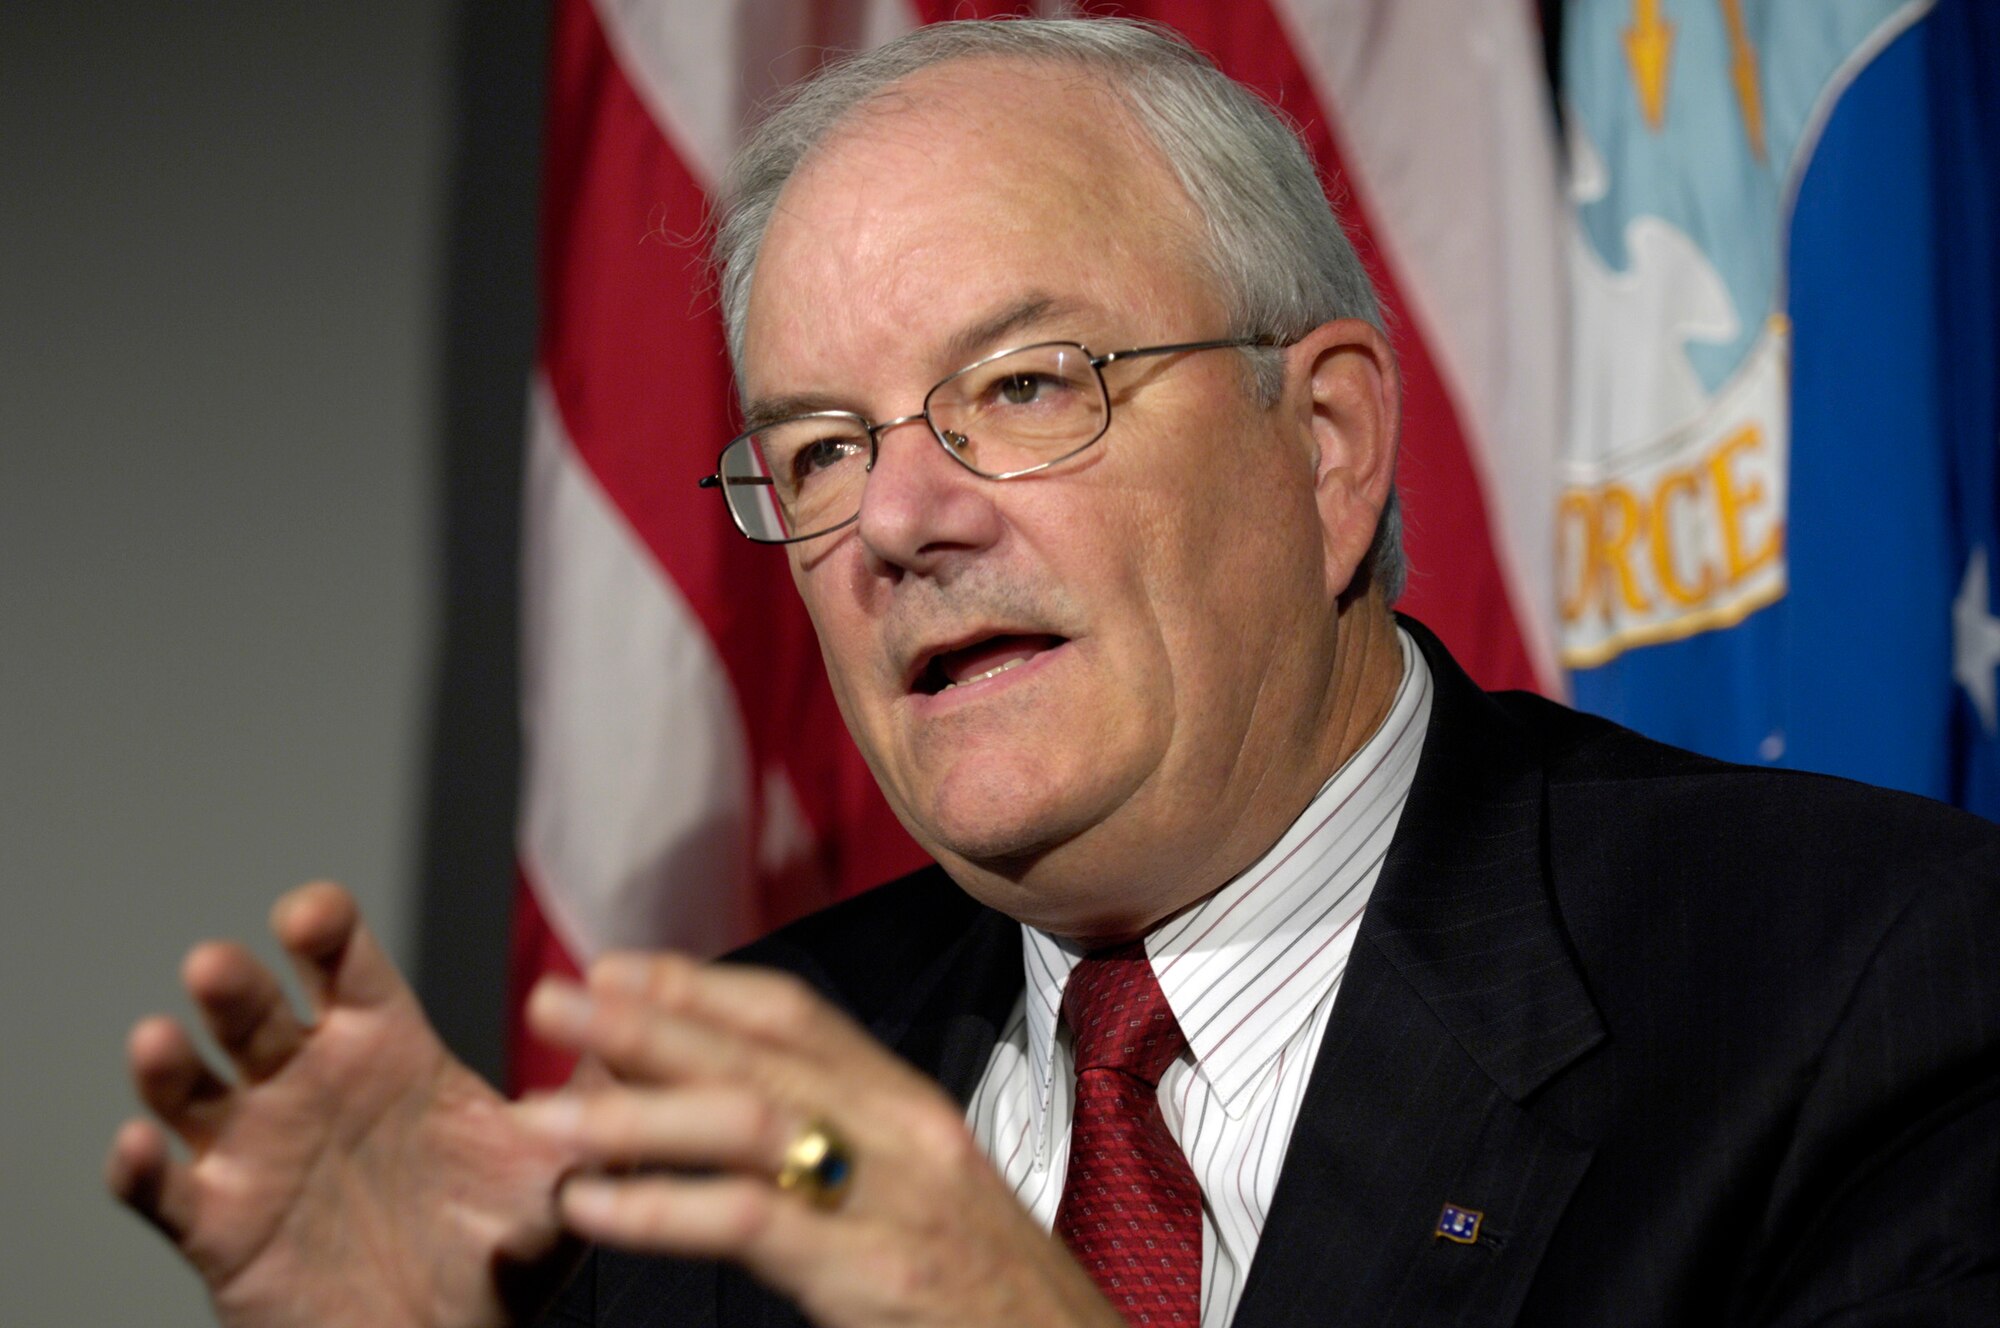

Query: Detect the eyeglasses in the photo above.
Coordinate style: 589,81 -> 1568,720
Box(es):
698,336 -> 1282,544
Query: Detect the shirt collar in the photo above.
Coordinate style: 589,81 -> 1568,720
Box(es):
1018,626 -> 1432,1137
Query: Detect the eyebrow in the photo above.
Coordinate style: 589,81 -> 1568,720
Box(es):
739,291 -> 1097,430
939,292 -> 1092,368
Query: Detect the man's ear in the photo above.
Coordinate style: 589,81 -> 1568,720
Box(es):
1287,319 -> 1400,598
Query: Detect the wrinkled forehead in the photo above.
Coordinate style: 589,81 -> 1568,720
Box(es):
738,58 -> 1219,398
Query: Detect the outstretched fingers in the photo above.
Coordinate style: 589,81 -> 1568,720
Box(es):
182,941 -> 306,1082
517,1082 -> 795,1174
513,956 -> 1125,1328
588,952 -> 890,1067
105,1117 -> 198,1244
127,1014 -> 234,1147
529,975 -> 837,1102
556,1170 -> 781,1259
270,879 -> 409,1012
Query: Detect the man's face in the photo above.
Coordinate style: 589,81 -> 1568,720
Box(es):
740,62 -> 1356,937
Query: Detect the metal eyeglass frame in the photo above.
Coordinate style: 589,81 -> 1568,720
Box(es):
698,335 -> 1286,544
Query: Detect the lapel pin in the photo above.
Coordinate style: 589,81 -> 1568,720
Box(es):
1435,1203 -> 1483,1244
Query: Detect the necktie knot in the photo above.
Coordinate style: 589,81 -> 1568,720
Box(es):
1062,940 -> 1187,1087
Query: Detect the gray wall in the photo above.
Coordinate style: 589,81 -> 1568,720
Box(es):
1,3 -> 538,1321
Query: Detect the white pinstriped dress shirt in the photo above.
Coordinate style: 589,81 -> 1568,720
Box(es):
966,627 -> 1433,1328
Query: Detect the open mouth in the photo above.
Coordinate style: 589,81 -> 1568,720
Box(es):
911,633 -> 1068,696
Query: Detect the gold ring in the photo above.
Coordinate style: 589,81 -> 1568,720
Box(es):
776,1119 -> 853,1210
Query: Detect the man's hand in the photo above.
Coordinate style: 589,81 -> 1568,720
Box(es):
519,954 -> 1125,1328
105,882 -> 579,1328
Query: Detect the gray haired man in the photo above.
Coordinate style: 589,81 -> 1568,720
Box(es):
111,19 -> 2000,1328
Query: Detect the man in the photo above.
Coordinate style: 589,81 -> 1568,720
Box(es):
108,18 -> 2000,1328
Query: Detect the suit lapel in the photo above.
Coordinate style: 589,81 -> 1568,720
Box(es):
1231,622 -> 1605,1328
887,897 -> 1026,1105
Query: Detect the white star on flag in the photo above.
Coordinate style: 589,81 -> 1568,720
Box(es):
1954,545 -> 2000,736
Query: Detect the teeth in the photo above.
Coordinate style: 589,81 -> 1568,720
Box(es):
942,656 -> 1027,690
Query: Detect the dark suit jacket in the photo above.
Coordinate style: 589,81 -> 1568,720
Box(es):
541,621 -> 2000,1326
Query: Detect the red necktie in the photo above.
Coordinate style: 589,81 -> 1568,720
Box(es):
1054,941 -> 1202,1326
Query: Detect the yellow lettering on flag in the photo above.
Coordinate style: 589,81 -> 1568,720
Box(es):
1650,468 -> 1714,606
1600,483 -> 1653,615
1710,424 -> 1783,580
1557,420 -> 1789,667
1559,314 -> 1790,669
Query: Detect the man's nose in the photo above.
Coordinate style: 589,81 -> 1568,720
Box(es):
854,415 -> 1003,576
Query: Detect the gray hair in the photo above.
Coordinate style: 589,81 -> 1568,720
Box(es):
713,17 -> 1404,603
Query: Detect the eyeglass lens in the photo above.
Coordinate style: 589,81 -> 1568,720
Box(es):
718,343 -> 1109,542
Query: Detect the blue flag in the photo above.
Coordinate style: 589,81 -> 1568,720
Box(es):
1557,0 -> 2000,817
